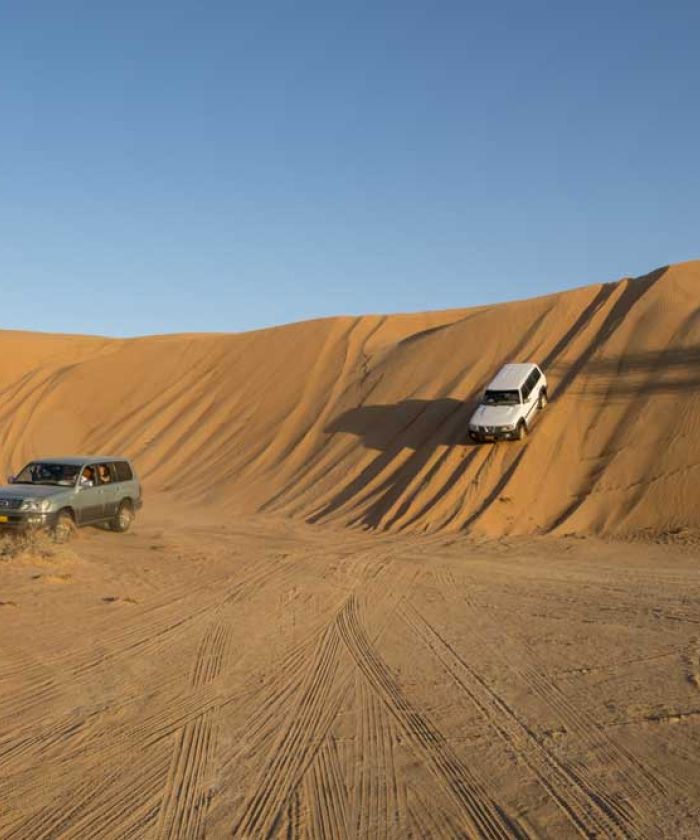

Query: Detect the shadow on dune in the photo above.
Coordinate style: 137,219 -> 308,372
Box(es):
543,265 -> 667,400
307,398 -> 479,527
306,266 -> 680,530
325,398 -> 474,451
552,345 -> 700,400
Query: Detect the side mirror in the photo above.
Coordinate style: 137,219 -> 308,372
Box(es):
6,475 -> 15,484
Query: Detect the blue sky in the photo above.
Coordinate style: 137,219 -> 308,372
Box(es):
1,0 -> 698,336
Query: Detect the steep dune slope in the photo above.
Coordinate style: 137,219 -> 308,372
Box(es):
0,260 -> 698,537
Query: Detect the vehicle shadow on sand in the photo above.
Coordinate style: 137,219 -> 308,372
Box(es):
307,397 -> 485,528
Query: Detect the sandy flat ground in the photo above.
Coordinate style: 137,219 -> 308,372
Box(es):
1,501 -> 698,838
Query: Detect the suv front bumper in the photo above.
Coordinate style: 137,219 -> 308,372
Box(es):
469,427 -> 519,442
0,511 -> 58,532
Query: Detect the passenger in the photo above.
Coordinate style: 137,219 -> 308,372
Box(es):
79,466 -> 95,488
98,465 -> 111,484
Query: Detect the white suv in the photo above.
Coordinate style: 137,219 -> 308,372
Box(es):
468,363 -> 547,442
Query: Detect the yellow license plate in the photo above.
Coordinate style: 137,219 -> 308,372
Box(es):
0,516 -> 8,523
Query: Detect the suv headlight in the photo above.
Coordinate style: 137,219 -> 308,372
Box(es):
500,423 -> 516,431
20,499 -> 52,513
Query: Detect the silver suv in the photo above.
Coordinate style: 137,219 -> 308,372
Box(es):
0,456 -> 142,541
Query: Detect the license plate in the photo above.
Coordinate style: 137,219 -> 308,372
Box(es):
0,515 -> 8,523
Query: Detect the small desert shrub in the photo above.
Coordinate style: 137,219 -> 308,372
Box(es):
0,530 -> 74,563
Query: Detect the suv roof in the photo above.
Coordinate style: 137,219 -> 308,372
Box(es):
23,456 -> 133,467
486,363 -> 539,391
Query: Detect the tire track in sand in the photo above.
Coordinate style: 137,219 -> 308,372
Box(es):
336,595 -> 524,839
155,620 -> 232,839
232,622 -> 345,837
402,602 -> 659,839
304,736 -> 351,840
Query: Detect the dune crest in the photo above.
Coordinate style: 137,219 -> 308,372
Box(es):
1,260 -> 698,538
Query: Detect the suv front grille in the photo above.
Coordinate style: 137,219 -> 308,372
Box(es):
0,498 -> 22,511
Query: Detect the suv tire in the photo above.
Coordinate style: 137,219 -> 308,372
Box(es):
53,509 -> 75,543
516,421 -> 527,441
538,389 -> 548,410
111,500 -> 133,533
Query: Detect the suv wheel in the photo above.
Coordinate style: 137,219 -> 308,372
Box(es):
516,421 -> 527,441
53,510 -> 75,543
112,501 -> 133,533
538,389 -> 548,410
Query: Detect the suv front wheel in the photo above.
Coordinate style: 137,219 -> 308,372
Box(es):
111,500 -> 133,533
538,389 -> 548,410
53,509 -> 75,543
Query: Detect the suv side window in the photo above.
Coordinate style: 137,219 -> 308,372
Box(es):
95,463 -> 115,485
114,461 -> 133,483
522,376 -> 532,400
524,369 -> 540,400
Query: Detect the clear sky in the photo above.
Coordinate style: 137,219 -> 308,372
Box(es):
1,1 -> 698,336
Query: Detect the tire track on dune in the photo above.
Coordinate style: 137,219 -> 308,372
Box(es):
407,784 -> 468,839
349,675 -> 408,840
407,595 -> 677,836
0,554 -> 299,839
215,625 -> 327,783
0,573 -> 219,727
232,623 -> 346,837
305,737 -> 351,840
1,739 -> 171,840
450,583 -> 674,807
155,620 -> 232,840
336,595 -> 524,839
0,553 -> 288,724
401,603 -> 642,839
230,555 -> 411,838
2,614 -> 294,824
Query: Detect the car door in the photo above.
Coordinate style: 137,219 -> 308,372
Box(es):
98,462 -> 121,521
76,464 -> 104,524
522,372 -> 539,422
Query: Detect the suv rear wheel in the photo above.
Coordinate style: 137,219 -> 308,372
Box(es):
111,500 -> 133,533
538,389 -> 548,410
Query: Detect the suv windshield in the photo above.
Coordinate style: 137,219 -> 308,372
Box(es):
483,389 -> 521,406
14,462 -> 80,486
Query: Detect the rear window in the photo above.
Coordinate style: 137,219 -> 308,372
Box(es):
113,461 -> 133,482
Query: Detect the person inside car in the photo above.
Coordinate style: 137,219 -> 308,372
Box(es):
97,465 -> 111,484
79,466 -> 96,488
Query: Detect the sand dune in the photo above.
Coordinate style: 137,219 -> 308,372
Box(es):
1,261 -> 699,838
1,260 -> 697,538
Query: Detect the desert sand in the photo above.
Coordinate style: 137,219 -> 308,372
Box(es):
0,260 -> 698,837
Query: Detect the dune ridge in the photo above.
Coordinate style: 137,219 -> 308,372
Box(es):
1,260 -> 698,538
